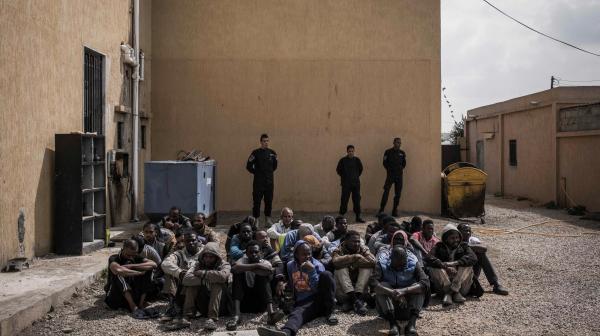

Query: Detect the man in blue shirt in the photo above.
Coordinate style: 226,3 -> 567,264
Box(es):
370,246 -> 429,336
257,241 -> 338,336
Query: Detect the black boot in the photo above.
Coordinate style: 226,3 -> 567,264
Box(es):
405,314 -> 418,336
493,283 -> 509,295
392,199 -> 400,217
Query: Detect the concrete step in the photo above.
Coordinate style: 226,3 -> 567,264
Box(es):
0,248 -> 118,336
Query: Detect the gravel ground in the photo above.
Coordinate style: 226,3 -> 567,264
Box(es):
19,197 -> 600,336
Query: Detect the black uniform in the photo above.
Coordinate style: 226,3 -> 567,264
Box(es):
379,147 -> 407,214
246,148 -> 278,218
336,156 -> 363,219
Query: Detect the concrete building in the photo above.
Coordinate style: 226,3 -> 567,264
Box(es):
0,0 -> 441,268
0,0 -> 153,268
465,87 -> 600,211
151,0 -> 441,214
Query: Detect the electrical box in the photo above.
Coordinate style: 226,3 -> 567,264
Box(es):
144,160 -> 216,220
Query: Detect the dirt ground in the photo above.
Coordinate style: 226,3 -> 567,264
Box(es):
19,197 -> 600,336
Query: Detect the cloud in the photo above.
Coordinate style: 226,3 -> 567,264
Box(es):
441,0 -> 600,131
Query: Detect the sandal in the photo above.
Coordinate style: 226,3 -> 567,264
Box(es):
267,310 -> 285,325
132,308 -> 149,320
326,314 -> 338,326
144,307 -> 160,319
226,315 -> 241,331
163,318 -> 191,331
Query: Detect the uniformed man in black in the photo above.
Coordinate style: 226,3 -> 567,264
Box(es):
247,134 -> 278,226
379,137 -> 407,217
336,145 -> 365,223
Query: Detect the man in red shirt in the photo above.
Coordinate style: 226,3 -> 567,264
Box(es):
410,220 -> 439,260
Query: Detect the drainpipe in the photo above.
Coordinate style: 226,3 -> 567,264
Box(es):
131,0 -> 140,221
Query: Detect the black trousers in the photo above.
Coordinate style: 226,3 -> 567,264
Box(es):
283,271 -> 335,336
105,271 -> 153,311
233,272 -> 273,313
380,175 -> 403,211
339,184 -> 361,217
253,180 -> 274,218
474,251 -> 499,286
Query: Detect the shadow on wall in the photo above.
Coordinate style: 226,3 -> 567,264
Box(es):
34,148 -> 55,257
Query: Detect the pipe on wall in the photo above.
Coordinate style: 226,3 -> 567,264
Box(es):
131,0 -> 140,221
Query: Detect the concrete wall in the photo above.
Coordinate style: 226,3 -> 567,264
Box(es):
466,87 -> 600,210
0,0 -> 152,268
467,117 -> 500,194
502,107 -> 555,203
558,135 -> 600,211
151,0 -> 441,213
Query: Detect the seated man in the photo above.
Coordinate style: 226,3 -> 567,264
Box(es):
171,228 -> 186,252
365,213 -> 388,245
256,230 -> 283,268
160,231 -> 202,326
257,241 -> 338,336
376,229 -> 416,258
161,206 -> 192,231
304,234 -> 333,271
141,222 -> 169,259
424,223 -> 477,306
326,216 -> 348,243
191,212 -> 219,244
229,223 -> 255,263
371,246 -> 429,336
326,216 -> 364,254
228,240 -> 285,330
280,224 -> 321,263
104,239 -> 158,319
256,230 -> 288,309
226,216 -> 257,252
407,216 -> 423,234
267,207 -> 294,250
331,230 -> 375,315
371,221 -> 403,254
313,215 -> 335,240
457,223 -> 509,295
182,242 -> 231,331
410,219 -> 440,261
131,234 -> 162,265
367,215 -> 395,252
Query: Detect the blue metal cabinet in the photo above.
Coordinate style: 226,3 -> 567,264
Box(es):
144,160 -> 216,218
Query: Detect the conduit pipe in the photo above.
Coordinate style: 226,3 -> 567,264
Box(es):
131,0 -> 140,221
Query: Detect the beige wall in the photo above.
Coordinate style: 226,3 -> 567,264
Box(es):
502,107 -> 555,203
466,87 -> 600,210
0,0 -> 151,267
467,117 -> 501,194
558,135 -> 600,211
151,0 -> 441,213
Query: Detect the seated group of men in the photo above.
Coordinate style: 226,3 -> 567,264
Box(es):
105,206 -> 508,336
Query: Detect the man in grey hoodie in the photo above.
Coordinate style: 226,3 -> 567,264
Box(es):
424,223 -> 477,306
182,242 -> 231,331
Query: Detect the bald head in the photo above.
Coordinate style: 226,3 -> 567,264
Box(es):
281,207 -> 294,226
391,246 -> 408,270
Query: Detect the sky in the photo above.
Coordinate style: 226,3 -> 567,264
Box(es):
441,0 -> 600,132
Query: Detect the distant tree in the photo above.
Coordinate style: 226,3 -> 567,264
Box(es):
449,119 -> 464,145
